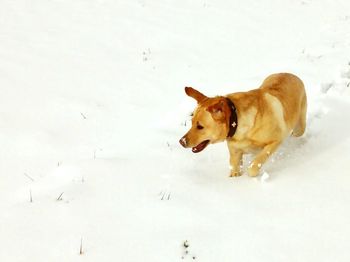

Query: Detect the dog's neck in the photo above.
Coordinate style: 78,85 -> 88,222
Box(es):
225,97 -> 238,138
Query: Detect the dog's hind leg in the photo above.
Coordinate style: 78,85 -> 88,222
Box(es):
248,141 -> 281,177
292,95 -> 307,137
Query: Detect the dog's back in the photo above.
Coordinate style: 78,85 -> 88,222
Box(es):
228,73 -> 307,150
261,73 -> 307,136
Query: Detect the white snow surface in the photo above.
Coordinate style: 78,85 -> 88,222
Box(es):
1,0 -> 350,261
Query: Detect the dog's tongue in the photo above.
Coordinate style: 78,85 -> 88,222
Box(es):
192,140 -> 209,153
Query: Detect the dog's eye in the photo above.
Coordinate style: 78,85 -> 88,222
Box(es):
197,124 -> 204,130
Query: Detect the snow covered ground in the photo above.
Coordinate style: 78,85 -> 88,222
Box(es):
1,0 -> 350,261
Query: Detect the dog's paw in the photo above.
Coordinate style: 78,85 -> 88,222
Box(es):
247,163 -> 260,177
229,165 -> 242,177
229,170 -> 242,177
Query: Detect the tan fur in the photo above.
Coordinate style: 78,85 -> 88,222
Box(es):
180,73 -> 307,177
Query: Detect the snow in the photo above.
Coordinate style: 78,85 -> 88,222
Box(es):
261,171 -> 270,182
1,0 -> 350,261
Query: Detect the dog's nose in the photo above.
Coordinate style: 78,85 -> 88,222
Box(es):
179,136 -> 187,147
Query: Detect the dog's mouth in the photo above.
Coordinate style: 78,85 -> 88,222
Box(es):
192,140 -> 210,153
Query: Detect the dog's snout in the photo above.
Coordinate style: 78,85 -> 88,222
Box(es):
179,136 -> 187,147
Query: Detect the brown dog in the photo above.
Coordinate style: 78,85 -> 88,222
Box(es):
179,73 -> 307,177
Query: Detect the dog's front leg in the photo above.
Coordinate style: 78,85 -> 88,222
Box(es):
248,141 -> 281,177
227,141 -> 243,177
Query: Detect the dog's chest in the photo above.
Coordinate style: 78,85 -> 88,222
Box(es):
229,138 -> 261,153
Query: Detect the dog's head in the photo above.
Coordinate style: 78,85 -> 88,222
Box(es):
179,87 -> 231,153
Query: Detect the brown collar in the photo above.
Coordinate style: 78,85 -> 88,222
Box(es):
225,97 -> 238,138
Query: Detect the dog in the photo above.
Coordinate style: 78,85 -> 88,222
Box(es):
179,73 -> 307,177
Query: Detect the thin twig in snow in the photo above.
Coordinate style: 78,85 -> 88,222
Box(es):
159,191 -> 171,200
80,112 -> 87,119
57,192 -> 64,201
24,173 -> 34,182
79,238 -> 83,255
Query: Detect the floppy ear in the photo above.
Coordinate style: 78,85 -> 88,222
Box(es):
185,87 -> 207,103
207,100 -> 227,121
